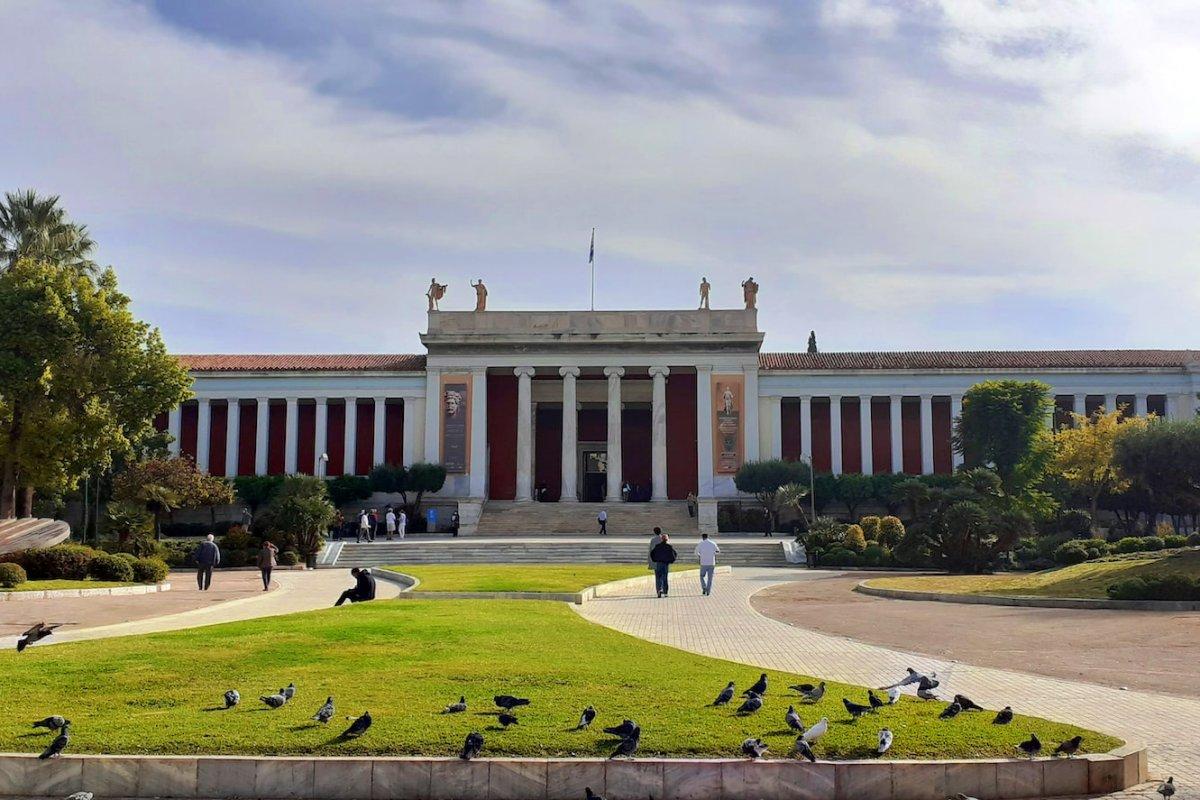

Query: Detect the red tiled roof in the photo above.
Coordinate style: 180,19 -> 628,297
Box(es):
178,354 -> 426,372
759,350 -> 1200,371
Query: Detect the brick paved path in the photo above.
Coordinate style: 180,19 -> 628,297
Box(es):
575,567 -> 1196,790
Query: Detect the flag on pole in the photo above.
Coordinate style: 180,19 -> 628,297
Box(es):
589,228 -> 595,264
589,227 -> 595,311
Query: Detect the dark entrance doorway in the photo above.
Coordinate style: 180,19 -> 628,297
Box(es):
581,448 -> 607,502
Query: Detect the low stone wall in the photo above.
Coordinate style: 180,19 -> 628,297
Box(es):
0,746 -> 1147,800
0,582 -> 170,602
856,580 -> 1200,611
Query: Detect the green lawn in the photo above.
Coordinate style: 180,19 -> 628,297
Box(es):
384,564 -> 689,594
0,598 -> 1116,759
1,579 -> 135,593
866,548 -> 1200,599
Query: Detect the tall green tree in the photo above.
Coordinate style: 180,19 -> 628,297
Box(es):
734,459 -> 812,533
954,380 -> 1053,494
0,190 -> 96,273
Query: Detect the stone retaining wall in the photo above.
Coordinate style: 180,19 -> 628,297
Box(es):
855,580 -> 1200,611
0,582 -> 170,602
0,746 -> 1147,800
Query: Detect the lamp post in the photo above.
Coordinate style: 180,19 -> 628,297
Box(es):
800,454 -> 816,525
318,453 -> 329,479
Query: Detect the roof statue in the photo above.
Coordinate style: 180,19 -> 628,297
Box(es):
426,278 -> 447,312
699,276 -> 711,310
741,276 -> 759,310
470,279 -> 488,312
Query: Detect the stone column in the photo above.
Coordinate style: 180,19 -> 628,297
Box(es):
402,398 -> 419,467
559,367 -> 580,502
829,395 -> 843,475
224,399 -> 240,478
1166,394 -> 1178,420
859,396 -> 873,475
195,398 -> 211,473
920,394 -> 934,475
314,397 -> 328,474
1073,393 -> 1087,419
604,367 -> 625,502
514,366 -> 536,502
649,366 -> 670,501
284,397 -> 299,474
767,396 -> 783,460
254,398 -> 269,475
743,365 -> 760,462
469,368 -> 488,498
799,395 -> 813,462
1180,392 -> 1197,420
372,397 -> 387,466
167,407 -> 182,457
950,394 -> 964,469
889,395 -> 903,473
343,398 -> 358,476
408,397 -> 426,464
696,366 -> 714,497
1135,393 -> 1148,417
423,368 -> 442,465
1105,393 -> 1118,413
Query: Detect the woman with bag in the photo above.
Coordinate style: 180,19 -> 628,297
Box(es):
256,539 -> 279,592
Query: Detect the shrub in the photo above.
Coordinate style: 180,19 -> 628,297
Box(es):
0,562 -> 27,588
114,552 -> 139,565
223,550 -> 248,568
1188,532 -> 1200,547
1014,537 -> 1040,565
843,525 -> 867,552
804,517 -> 845,550
877,516 -> 905,547
1077,538 -> 1110,557
158,540 -> 197,567
1059,509 -> 1093,537
88,553 -> 135,582
133,557 -> 169,583
858,516 -> 882,541
1154,520 -> 1176,539
279,550 -> 300,566
19,544 -> 99,580
1114,537 -> 1146,554
818,547 -> 861,567
1085,548 -> 1101,561
1163,535 -> 1188,549
1107,575 -> 1200,601
116,534 -> 166,559
1053,541 -> 1090,566
1139,536 -> 1165,552
220,524 -> 258,552
861,543 -> 891,567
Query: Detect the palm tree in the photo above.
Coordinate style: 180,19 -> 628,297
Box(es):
0,189 -> 96,272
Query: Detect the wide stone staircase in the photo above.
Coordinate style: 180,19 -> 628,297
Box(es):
474,500 -> 697,535
0,518 -> 70,555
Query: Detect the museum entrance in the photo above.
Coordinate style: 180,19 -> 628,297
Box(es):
579,445 -> 607,502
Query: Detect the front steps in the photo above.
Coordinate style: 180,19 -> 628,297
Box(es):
474,500 -> 698,535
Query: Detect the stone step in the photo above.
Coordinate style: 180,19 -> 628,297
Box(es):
475,500 -> 698,535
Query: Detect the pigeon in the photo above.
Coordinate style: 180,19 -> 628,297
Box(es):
341,711 -> 372,739
498,713 -> 519,728
789,683 -> 815,694
17,622 -> 60,652
992,706 -> 1013,725
39,721 -> 70,759
916,674 -> 939,692
494,694 -> 530,711
952,795 -> 980,800
792,737 -> 816,762
603,720 -> 637,738
460,731 -> 484,761
801,717 -> 828,743
66,793 -> 94,800
877,728 -> 893,754
1157,777 -> 1175,800
744,673 -> 768,697
32,716 -> 66,732
1054,736 -> 1082,758
576,706 -> 596,730
886,687 -> 901,705
584,788 -> 606,800
736,692 -> 763,715
1016,734 -> 1041,759
741,737 -> 769,760
801,682 -> 826,703
843,698 -> 871,720
939,702 -> 962,720
281,683 -> 296,701
223,690 -> 240,709
443,696 -> 467,714
609,725 -> 640,759
953,694 -> 984,712
260,693 -> 287,709
313,697 -> 335,725
881,668 -> 928,690
916,687 -> 939,701
785,705 -> 804,733
713,681 -> 735,706
868,691 -> 884,711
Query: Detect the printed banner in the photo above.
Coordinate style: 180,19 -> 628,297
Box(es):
441,375 -> 470,473
713,375 -> 744,474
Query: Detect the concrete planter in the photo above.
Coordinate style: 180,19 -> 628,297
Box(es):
0,746 -> 1147,800
0,582 -> 170,602
855,580 -> 1200,611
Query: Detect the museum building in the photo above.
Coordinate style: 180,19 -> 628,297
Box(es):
160,303 -> 1200,533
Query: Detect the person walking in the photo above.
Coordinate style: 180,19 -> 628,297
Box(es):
357,509 -> 370,543
597,508 -> 608,535
194,534 -> 220,591
385,507 -> 397,541
694,532 -> 721,596
648,526 -> 662,568
256,539 -> 279,592
335,567 -> 377,607
450,510 -> 460,536
397,508 -> 408,539
649,532 -> 677,598
368,509 -> 380,541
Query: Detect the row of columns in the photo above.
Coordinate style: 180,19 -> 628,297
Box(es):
166,396 -> 424,477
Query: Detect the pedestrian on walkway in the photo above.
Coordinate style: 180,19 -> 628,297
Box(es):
650,532 -> 677,597
335,567 -> 377,607
397,508 -> 408,539
194,534 -> 220,591
450,510 -> 460,536
256,539 -> 279,592
598,508 -> 608,535
648,526 -> 663,568
369,509 -> 380,541
357,509 -> 370,543
694,532 -> 720,596
385,507 -> 397,541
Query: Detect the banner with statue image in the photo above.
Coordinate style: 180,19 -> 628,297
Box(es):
712,375 -> 744,474
441,374 -> 471,473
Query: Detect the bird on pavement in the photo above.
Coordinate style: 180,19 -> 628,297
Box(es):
741,738 -> 769,760
800,682 -> 826,703
602,719 -> 637,739
494,695 -> 530,711
992,706 -> 1013,725
868,691 -> 884,711
939,702 -> 962,720
66,793 -> 94,800
498,713 -> 519,728
737,692 -> 763,715
281,683 -> 296,701
32,716 -> 66,732
443,696 -> 467,714
785,705 -> 804,733
341,711 -> 372,739
313,697 -> 335,725
801,717 -> 828,743
39,721 -> 70,759
609,726 -> 640,759
793,737 -> 816,763
1054,736 -> 1082,758
1157,777 -> 1175,800
223,690 -> 240,709
584,788 -> 606,800
952,694 -> 983,712
713,682 -> 735,706
260,693 -> 287,709
877,728 -> 893,755
17,622 -> 60,652
576,706 -> 596,729
842,698 -> 871,720
1016,734 -> 1042,759
886,687 -> 901,705
460,731 -> 484,761
744,673 -> 768,697
789,683 -> 815,694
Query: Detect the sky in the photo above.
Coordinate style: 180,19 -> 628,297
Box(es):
3,0 -> 1199,355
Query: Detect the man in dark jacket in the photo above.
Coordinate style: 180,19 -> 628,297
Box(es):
649,533 -> 677,598
335,568 -> 377,606
194,534 -> 221,591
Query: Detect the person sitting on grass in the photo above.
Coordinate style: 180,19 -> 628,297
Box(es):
334,567 -> 377,607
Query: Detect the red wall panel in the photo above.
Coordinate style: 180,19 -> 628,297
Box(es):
355,400 -> 374,475
621,408 -> 652,491
810,399 -> 831,473
327,403 -> 346,476
1085,395 -> 1103,417
1148,395 -> 1166,417
578,408 -> 607,442
180,403 -> 198,463
666,372 -> 698,500
901,399 -> 922,474
781,400 -> 801,462
267,403 -> 286,475
933,398 -> 952,474
871,399 -> 891,474
297,403 -> 316,474
208,403 -> 228,476
385,401 -> 404,466
841,398 -> 862,474
487,375 -> 518,501
237,403 -> 256,476
535,406 -> 563,501
153,412 -> 168,432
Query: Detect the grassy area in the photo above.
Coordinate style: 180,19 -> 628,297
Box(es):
866,548 -> 1200,599
1,579 -> 135,593
0,598 -> 1116,759
383,564 -> 689,594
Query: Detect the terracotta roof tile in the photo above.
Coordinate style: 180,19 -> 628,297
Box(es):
759,350 -> 1200,371
178,354 -> 426,373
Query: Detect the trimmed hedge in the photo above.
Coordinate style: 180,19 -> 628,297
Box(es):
1163,534 -> 1188,549
1053,541 -> 1089,566
15,544 -> 100,580
1114,536 -> 1168,554
0,563 -> 27,588
133,557 -> 169,583
279,550 -> 300,566
1108,574 -> 1200,601
89,553 -> 136,582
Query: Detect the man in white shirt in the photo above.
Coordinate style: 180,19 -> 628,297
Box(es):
397,509 -> 407,539
357,510 -> 370,543
385,508 -> 397,541
694,533 -> 721,596
597,509 -> 608,535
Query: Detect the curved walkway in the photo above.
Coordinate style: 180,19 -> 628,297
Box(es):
575,567 -> 1197,789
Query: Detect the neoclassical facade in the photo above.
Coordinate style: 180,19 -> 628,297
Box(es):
162,307 -> 1200,533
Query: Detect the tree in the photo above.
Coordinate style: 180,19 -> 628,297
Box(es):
806,331 -> 818,354
1112,419 -> 1200,530
0,190 -> 96,273
326,474 -> 372,508
232,475 -> 284,515
404,462 -> 447,519
734,459 -> 812,533
776,482 -> 811,529
113,457 -> 233,538
266,475 -> 335,564
954,380 -> 1053,494
0,256 -> 190,518
1054,409 -> 1148,528
835,473 -> 873,520
871,473 -> 908,515
895,478 -> 930,521
368,463 -> 406,494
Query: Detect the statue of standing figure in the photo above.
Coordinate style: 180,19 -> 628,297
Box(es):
741,276 -> 759,310
699,276 -> 711,310
470,279 -> 488,312
426,278 -> 447,312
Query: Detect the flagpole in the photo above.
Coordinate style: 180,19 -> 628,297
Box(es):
589,227 -> 595,311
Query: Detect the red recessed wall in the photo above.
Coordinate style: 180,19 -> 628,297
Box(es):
901,399 -> 921,474
487,375 -> 518,500
933,398 -> 952,474
621,408 -> 652,491
781,400 -> 800,462
327,403 -> 346,476
297,403 -> 316,474
666,372 -> 698,499
267,403 -> 286,476
385,401 -> 404,466
355,400 -> 374,475
535,406 -> 563,501
153,412 -> 167,433
871,399 -> 891,474
208,403 -> 228,476
578,408 -> 607,443
841,399 -> 862,474
810,399 -> 831,473
237,403 -> 256,476
180,403 -> 198,463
